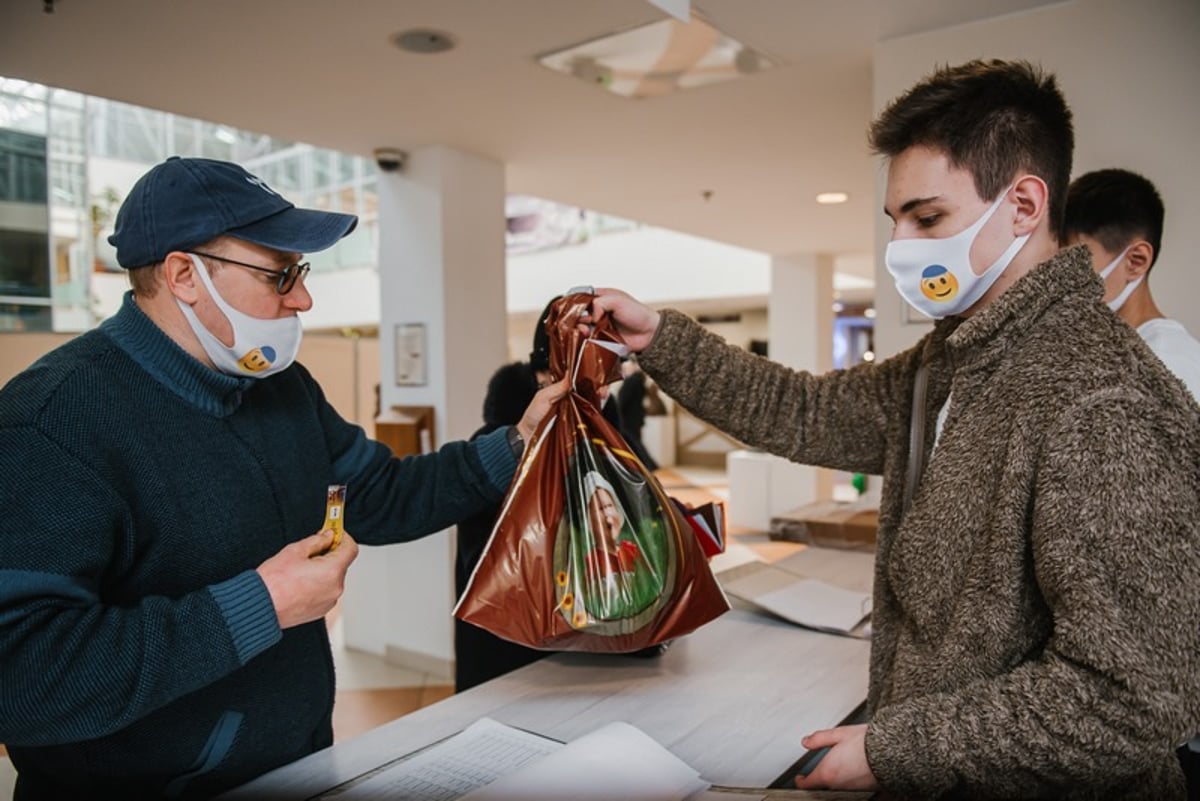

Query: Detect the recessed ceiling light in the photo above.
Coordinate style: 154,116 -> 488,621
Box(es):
392,29 -> 456,54
816,192 -> 849,205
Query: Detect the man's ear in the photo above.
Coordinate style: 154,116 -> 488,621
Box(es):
1010,175 -> 1049,236
163,251 -> 202,303
1125,240 -> 1154,279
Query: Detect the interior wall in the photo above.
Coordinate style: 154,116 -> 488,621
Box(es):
297,334 -> 381,428
0,333 -> 73,389
0,331 -> 378,429
871,0 -> 1200,359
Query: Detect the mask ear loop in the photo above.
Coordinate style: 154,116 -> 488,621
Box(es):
950,186 -> 1032,311
1098,245 -> 1133,280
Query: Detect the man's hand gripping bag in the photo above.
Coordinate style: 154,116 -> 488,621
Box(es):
455,292 -> 729,652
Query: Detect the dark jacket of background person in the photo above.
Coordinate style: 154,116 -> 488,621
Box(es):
454,361 -> 546,691
636,247 -> 1200,800
616,366 -> 659,471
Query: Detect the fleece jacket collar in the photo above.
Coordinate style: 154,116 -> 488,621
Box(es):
944,245 -> 1102,373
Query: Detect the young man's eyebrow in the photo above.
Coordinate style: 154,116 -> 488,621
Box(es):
884,195 -> 942,220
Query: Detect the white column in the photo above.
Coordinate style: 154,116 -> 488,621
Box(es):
341,145 -> 507,678
727,253 -> 834,530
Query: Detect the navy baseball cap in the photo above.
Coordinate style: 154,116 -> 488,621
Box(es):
108,156 -> 358,268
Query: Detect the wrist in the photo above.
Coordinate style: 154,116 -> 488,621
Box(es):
506,424 -> 526,459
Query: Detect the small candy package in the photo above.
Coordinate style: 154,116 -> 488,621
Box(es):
318,484 -> 347,555
455,291 -> 729,652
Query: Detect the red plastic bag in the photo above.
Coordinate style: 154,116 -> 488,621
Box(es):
454,292 -> 729,652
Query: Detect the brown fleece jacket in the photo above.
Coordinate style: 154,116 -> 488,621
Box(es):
639,246 -> 1200,800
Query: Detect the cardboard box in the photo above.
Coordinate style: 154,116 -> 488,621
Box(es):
769,500 -> 878,552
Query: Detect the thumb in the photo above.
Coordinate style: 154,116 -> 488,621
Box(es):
544,376 -> 570,401
304,528 -> 337,557
800,728 -> 842,750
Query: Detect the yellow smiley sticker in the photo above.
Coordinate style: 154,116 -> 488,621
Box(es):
920,265 -> 959,302
237,346 -> 276,372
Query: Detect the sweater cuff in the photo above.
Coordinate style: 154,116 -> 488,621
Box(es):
865,705 -> 952,798
209,570 -> 283,665
637,309 -> 689,376
473,427 -> 518,493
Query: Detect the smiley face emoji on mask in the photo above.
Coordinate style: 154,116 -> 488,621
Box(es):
920,265 -> 959,303
237,346 -> 277,373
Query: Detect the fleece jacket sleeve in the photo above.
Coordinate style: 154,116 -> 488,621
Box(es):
639,309 -> 917,476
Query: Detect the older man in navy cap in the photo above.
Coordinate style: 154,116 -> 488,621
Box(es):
0,157 -> 563,800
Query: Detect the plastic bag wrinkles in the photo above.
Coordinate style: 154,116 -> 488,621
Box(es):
454,292 -> 729,652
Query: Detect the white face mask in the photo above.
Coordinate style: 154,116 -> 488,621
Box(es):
177,253 -> 302,378
1097,246 -> 1140,312
885,187 -> 1030,319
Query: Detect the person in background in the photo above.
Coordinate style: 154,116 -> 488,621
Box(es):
617,355 -> 659,471
1064,168 -> 1200,794
453,360 -> 548,691
587,60 -> 1200,799
0,156 -> 564,800
1063,168 -> 1200,398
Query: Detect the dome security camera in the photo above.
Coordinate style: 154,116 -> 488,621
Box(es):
373,148 -> 407,172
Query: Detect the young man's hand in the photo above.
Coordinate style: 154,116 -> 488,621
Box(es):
793,723 -> 879,791
585,288 -> 662,353
257,529 -> 359,629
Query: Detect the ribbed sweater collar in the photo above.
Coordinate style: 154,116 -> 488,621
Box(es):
100,291 -> 255,417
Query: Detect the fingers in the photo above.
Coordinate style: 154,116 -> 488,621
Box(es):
794,767 -> 827,790
326,530 -> 359,562
541,376 -> 570,402
260,530 -> 359,630
793,729 -> 836,789
793,724 -> 876,792
304,528 -> 337,558
579,288 -> 622,325
518,377 -> 570,441
306,528 -> 359,560
801,728 -> 842,750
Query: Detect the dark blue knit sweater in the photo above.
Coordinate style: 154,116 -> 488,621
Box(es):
0,293 -> 516,799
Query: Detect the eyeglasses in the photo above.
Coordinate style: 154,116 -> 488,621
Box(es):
188,251 -> 310,295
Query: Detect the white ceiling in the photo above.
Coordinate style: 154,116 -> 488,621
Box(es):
0,0 -> 1062,268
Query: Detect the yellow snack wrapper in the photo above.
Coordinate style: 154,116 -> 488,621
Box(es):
321,484 -> 347,552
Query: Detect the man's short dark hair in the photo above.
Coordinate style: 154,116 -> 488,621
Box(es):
1064,168 -> 1164,267
868,59 -> 1074,239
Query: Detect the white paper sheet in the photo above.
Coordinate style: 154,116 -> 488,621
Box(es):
321,717 -> 710,801
322,718 -> 561,800
461,720 -> 708,801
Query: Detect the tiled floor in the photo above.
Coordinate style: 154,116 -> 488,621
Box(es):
328,613 -> 451,742
0,464 -> 746,796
